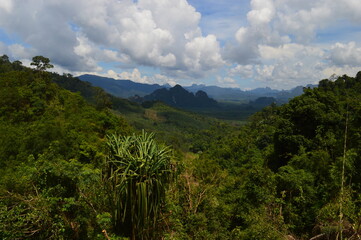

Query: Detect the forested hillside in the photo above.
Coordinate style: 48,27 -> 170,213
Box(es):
1,55 -> 361,239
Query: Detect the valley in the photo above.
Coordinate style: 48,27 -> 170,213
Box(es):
1,56 -> 361,240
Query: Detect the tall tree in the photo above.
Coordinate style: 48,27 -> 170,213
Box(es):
30,56 -> 54,71
0,54 -> 10,63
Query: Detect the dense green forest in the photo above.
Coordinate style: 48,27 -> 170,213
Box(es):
1,55 -> 361,239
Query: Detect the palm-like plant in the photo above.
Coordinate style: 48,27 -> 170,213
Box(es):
105,131 -> 172,240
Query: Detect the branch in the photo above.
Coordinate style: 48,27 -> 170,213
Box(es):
78,188 -> 98,215
102,229 -> 111,240
309,233 -> 326,240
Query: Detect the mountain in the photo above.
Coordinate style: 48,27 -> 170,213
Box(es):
78,74 -> 166,98
78,74 -> 316,104
249,97 -> 276,107
185,84 -> 317,103
57,74 -> 263,121
184,84 -> 252,102
142,85 -> 218,109
248,87 -> 279,95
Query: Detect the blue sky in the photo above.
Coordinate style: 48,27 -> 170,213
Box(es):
1,0 -> 361,90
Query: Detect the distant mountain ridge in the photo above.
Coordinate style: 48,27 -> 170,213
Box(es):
140,85 -> 218,109
184,84 -> 317,103
78,74 -> 316,104
78,74 -> 167,98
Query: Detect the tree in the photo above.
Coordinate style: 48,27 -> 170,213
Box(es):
30,56 -> 54,71
12,60 -> 23,70
105,131 -> 172,239
0,54 -> 10,63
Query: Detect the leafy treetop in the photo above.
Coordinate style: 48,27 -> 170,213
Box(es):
30,56 -> 54,71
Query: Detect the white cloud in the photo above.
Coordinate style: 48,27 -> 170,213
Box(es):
247,0 -> 275,26
0,0 -> 12,13
103,49 -> 122,62
329,42 -> 361,67
276,7 -> 328,43
118,68 -> 150,84
273,0 -> 361,44
74,35 -> 93,57
8,44 -> 34,59
72,0 -> 222,76
339,0 -> 361,23
0,42 -> 7,54
255,65 -> 275,82
229,65 -> 254,79
225,0 -> 361,62
223,0 -> 289,65
2,0 -> 361,89
259,43 -> 324,61
216,76 -> 240,88
223,28 -> 261,65
153,74 -> 177,86
0,0 -> 224,79
322,65 -> 361,79
244,43 -> 326,88
0,42 -> 35,61
221,0 -> 361,88
105,69 -> 177,86
107,70 -> 119,79
184,35 -> 224,74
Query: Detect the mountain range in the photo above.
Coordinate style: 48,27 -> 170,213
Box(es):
184,84 -> 316,103
78,74 -> 169,98
78,74 -> 316,104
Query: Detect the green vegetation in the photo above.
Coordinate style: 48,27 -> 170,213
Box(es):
30,56 -> 54,71
1,55 -> 361,239
105,132 -> 172,240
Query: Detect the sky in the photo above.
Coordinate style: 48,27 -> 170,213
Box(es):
1,0 -> 361,90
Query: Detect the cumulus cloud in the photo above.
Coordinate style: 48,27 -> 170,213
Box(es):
0,41 -> 35,61
329,42 -> 361,67
223,0 -> 289,64
223,28 -> 261,65
2,0 -> 361,89
0,0 -> 224,79
8,44 -> 35,60
229,65 -> 254,79
184,35 -> 224,74
256,44 -> 325,87
226,43 -> 326,88
118,68 -> 151,84
152,74 -> 177,86
222,0 -> 361,88
247,0 -> 275,26
259,44 -> 324,62
105,68 -> 177,86
216,76 -> 240,88
0,0 -> 13,13
322,65 -> 361,80
0,42 -> 6,52
0,1 -> 86,70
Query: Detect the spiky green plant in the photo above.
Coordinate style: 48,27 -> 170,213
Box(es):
105,131 -> 172,240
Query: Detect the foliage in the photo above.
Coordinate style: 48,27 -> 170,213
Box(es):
31,56 -> 54,71
2,56 -> 361,239
0,57 -> 132,239
104,131 -> 172,239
